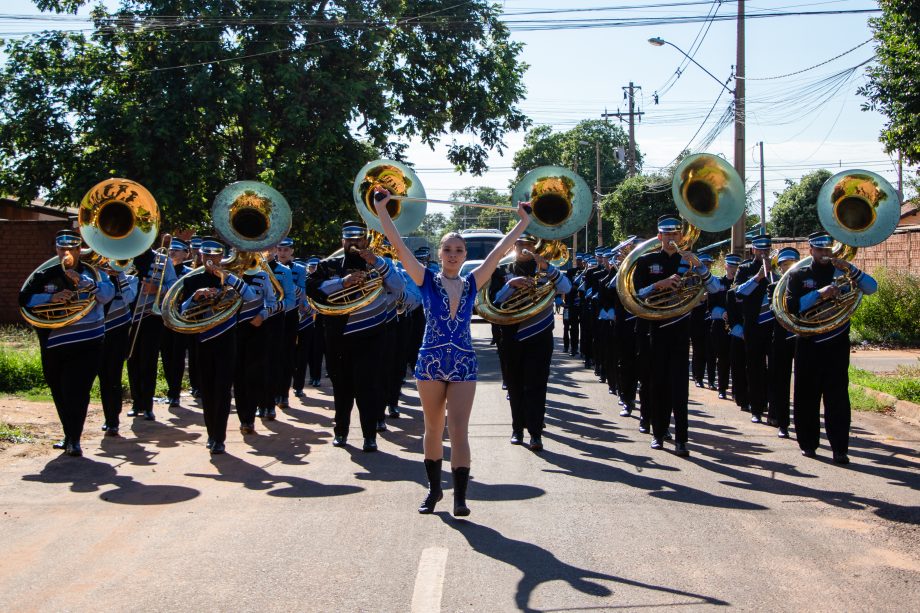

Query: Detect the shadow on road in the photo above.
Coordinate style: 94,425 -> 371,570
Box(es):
439,516 -> 729,611
22,455 -> 200,505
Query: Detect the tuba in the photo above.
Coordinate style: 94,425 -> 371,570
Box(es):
772,170 -> 900,336
475,166 -> 593,325
160,181 -> 291,333
617,153 -> 746,320
307,160 -> 427,317
20,178 -> 159,329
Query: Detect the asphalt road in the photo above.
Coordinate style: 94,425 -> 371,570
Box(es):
1,321 -> 918,612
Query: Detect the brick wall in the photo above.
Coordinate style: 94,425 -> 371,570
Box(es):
771,226 -> 920,276
0,220 -> 72,324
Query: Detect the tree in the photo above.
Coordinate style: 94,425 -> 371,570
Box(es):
411,212 -> 448,247
0,1 -> 528,253
858,1 -> 920,165
769,169 -> 832,238
512,120 -> 635,249
443,186 -> 509,233
601,174 -> 674,241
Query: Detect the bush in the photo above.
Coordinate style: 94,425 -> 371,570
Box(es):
850,269 -> 920,345
0,346 -> 46,393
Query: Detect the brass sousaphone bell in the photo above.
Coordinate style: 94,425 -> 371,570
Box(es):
20,178 -> 160,329
160,181 -> 292,333
771,169 -> 900,336
616,153 -> 746,320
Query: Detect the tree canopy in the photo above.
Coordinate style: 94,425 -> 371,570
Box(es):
859,0 -> 920,165
769,169 -> 832,238
442,186 -> 510,233
0,1 -> 528,253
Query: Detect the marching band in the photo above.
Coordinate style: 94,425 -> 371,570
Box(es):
16,162 -> 899,512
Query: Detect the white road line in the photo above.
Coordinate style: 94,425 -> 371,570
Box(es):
411,547 -> 449,613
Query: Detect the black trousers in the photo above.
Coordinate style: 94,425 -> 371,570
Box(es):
744,323 -> 773,417
615,319 -> 638,408
187,340 -> 201,393
159,326 -> 187,399
326,328 -> 383,440
275,310 -> 299,400
292,323 -> 323,390
387,315 -> 412,408
636,326 -> 652,424
769,332 -> 796,429
709,323 -> 730,393
690,317 -> 709,385
592,314 -> 605,375
495,324 -> 509,386
580,304 -> 593,363
648,319 -> 691,444
730,336 -> 749,409
197,330 -> 236,443
407,309 -> 425,373
260,314 -> 284,408
599,319 -> 618,392
564,306 -> 580,354
234,320 -> 267,424
99,325 -> 129,428
127,315 -> 164,413
793,332 -> 851,454
41,338 -> 102,443
504,328 -> 554,437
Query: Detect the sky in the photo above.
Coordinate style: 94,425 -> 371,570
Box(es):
1,0 -> 910,220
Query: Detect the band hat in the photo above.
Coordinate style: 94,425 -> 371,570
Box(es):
751,234 -> 772,250
574,254 -> 584,261
586,257 -> 597,265
808,231 -> 834,248
189,235 -> 202,249
613,235 -> 638,252
657,214 -> 681,232
199,237 -> 225,256
516,232 -> 538,244
776,247 -> 800,263
278,237 -> 294,248
724,253 -> 742,266
169,238 -> 190,251
55,229 -> 82,248
307,257 -> 321,266
414,246 -> 431,257
697,252 -> 714,264
341,220 -> 367,239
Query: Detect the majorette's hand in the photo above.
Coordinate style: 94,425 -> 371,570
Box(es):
517,200 -> 532,224
373,188 -> 391,216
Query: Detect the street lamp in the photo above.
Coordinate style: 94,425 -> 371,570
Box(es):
648,35 -> 746,254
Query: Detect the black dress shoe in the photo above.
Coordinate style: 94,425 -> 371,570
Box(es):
832,453 -> 850,465
663,430 -> 673,441
206,438 -> 215,449
528,436 -> 543,452
52,438 -> 69,450
210,441 -> 226,455
293,389 -> 305,398
599,376 -> 606,384
718,391 -> 727,399
694,381 -> 704,388
144,410 -> 155,421
638,421 -> 650,434
650,438 -> 664,450
104,427 -> 120,438
387,405 -> 400,418
619,407 -> 632,417
709,384 -> 718,390
375,419 -> 388,432
362,438 -> 378,452
751,414 -> 762,424
777,427 -> 789,438
66,442 -> 83,457
239,423 -> 255,435
608,389 -> 615,394
169,397 -> 180,408
126,408 -> 141,417
265,407 -> 277,421
277,399 -> 289,409
801,448 -> 817,458
311,379 -> 321,387
674,442 -> 690,457
766,417 -> 779,427
501,382 -> 508,390
509,431 -> 524,445
332,435 -> 347,447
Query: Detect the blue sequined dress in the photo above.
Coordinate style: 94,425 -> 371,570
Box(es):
414,268 -> 478,382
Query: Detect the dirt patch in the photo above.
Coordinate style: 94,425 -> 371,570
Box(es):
0,397 -> 105,460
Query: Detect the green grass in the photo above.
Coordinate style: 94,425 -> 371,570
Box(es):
848,384 -> 895,413
1,324 -> 182,400
0,421 -> 33,444
849,365 -> 920,404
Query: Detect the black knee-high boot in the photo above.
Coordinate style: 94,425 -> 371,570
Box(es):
452,466 -> 470,517
418,458 -> 443,514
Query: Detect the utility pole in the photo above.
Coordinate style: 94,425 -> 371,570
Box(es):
596,141 -> 603,246
759,141 -> 766,234
572,154 -> 579,256
601,82 -> 643,177
731,0 -> 746,254
898,150 -> 904,199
